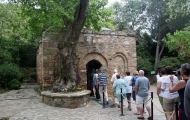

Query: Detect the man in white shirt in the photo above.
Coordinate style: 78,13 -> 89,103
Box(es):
110,69 -> 118,107
124,71 -> 133,110
157,69 -> 166,98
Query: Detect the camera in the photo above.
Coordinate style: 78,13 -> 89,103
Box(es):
172,68 -> 180,76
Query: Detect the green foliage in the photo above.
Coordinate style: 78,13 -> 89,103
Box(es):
166,0 -> 190,20
30,72 -> 36,79
0,89 -> 8,94
0,63 -> 20,89
35,85 -> 42,93
0,3 -> 39,67
111,0 -> 148,30
136,32 -> 156,59
19,44 -> 37,67
1,118 -> 9,120
158,57 -> 181,71
8,0 -> 113,34
137,56 -> 153,75
163,31 -> 190,61
17,72 -> 25,82
85,0 -> 114,30
8,79 -> 21,90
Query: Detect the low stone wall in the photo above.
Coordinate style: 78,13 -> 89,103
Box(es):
41,90 -> 91,109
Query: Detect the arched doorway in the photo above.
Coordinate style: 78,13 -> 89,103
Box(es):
86,59 -> 102,96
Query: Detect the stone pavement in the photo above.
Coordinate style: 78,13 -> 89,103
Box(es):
0,84 -> 166,120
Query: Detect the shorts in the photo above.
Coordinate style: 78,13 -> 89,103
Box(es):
132,91 -> 136,101
91,81 -> 95,88
111,88 -> 116,97
163,97 -> 179,112
126,93 -> 131,103
136,95 -> 150,108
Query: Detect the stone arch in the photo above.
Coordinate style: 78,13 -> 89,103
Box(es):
78,52 -> 108,88
79,52 -> 108,70
110,52 -> 128,75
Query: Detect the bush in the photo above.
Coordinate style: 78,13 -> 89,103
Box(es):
137,56 -> 153,75
8,79 -> 21,90
0,89 -> 8,94
35,85 -> 42,92
158,57 -> 181,71
30,72 -> 36,79
17,72 -> 25,82
0,63 -> 20,89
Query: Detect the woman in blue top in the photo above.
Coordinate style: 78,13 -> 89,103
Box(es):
113,74 -> 126,110
169,63 -> 190,120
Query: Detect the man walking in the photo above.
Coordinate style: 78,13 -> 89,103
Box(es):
110,69 -> 118,107
135,70 -> 151,119
97,67 -> 109,104
130,71 -> 139,101
124,71 -> 133,110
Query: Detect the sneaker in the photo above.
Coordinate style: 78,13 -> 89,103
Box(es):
106,101 -> 109,105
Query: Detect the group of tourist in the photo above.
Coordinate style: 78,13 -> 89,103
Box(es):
91,67 -> 152,120
156,63 -> 190,120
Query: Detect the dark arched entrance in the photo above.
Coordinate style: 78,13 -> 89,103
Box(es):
86,59 -> 102,96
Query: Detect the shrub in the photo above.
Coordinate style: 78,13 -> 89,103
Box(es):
0,89 -> 8,94
30,72 -> 36,79
17,72 -> 25,82
35,85 -> 42,93
8,79 -> 21,90
137,56 -> 153,75
158,57 -> 181,71
0,63 -> 20,89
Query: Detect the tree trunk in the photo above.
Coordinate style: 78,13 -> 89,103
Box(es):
154,34 -> 161,73
54,0 -> 89,89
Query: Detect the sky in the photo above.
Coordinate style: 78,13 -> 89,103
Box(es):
107,0 -> 121,7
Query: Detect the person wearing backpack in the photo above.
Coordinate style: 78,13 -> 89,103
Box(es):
130,71 -> 140,115
130,71 -> 139,101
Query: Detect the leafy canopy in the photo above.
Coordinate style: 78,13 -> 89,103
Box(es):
8,0 -> 114,34
163,30 -> 190,60
111,0 -> 148,30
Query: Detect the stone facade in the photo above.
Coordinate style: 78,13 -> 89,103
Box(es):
37,29 -> 137,95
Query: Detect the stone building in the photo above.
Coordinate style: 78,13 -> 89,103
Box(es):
37,29 -> 137,95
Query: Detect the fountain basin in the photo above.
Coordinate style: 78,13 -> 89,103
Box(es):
41,90 -> 91,109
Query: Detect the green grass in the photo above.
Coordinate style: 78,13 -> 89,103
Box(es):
34,85 -> 42,96
0,89 -> 8,94
0,118 -> 9,120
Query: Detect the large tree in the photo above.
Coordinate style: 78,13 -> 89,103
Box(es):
111,0 -> 148,30
8,0 -> 113,89
147,0 -> 190,73
164,31 -> 190,61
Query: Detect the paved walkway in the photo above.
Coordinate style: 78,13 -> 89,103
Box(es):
0,84 -> 166,120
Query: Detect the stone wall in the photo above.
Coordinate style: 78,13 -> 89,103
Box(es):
37,29 -> 137,94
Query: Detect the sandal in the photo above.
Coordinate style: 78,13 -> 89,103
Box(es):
110,104 -> 116,108
134,113 -> 140,115
137,116 -> 144,119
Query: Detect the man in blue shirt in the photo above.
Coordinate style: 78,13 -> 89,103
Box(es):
97,67 -> 109,104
